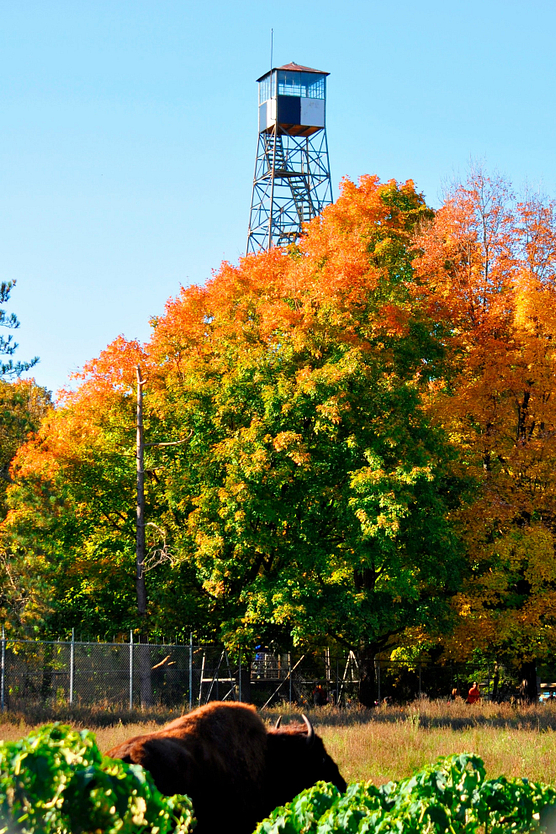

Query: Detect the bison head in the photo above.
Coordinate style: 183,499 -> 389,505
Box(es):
264,715 -> 346,812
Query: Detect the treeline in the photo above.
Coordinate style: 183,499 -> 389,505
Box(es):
2,171 -> 556,705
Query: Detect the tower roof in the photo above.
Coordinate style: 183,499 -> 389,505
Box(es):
256,62 -> 329,82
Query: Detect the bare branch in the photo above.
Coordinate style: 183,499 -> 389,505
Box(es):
142,522 -> 177,572
145,431 -> 193,449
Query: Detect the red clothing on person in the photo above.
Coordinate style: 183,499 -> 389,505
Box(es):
467,685 -> 480,704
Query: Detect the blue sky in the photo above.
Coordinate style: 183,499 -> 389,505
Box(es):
2,0 -> 556,394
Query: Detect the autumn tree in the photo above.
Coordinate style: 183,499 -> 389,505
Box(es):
0,380 -> 51,516
0,380 -> 51,628
146,176 -> 465,705
415,170 -> 556,698
4,338 -> 207,638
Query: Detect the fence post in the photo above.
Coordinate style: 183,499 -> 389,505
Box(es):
129,630 -> 134,710
69,628 -> 75,705
289,653 -> 292,705
189,632 -> 193,710
1,626 -> 5,713
418,662 -> 422,697
238,645 -> 242,703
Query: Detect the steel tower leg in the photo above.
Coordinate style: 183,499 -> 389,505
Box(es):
247,129 -> 332,254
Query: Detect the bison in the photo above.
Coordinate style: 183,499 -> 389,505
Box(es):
106,701 -> 346,834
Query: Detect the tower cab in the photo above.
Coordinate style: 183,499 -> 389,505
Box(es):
257,62 -> 328,136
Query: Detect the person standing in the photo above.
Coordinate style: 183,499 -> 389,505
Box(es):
467,682 -> 481,704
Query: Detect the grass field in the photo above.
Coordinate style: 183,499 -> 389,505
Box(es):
1,700 -> 555,787
319,720 -> 556,785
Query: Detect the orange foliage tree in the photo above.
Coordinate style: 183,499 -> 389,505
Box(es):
148,176 -> 468,706
415,170 -> 556,697
5,338 -> 208,638
0,379 -> 51,628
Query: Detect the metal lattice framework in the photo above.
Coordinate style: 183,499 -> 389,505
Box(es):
246,117 -> 332,253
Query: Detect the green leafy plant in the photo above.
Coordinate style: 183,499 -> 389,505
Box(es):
256,754 -> 556,834
0,723 -> 194,833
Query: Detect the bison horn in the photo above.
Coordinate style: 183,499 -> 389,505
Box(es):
274,716 -> 282,729
301,714 -> 314,745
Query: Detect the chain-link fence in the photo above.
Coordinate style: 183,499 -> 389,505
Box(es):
1,638 -> 196,711
0,635 -> 544,711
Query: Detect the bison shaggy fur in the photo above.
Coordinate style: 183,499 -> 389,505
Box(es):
106,701 -> 346,834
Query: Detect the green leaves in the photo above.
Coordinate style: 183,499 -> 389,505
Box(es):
255,754 -> 556,834
478,776 -> 556,834
257,781 -> 341,834
0,723 -> 194,834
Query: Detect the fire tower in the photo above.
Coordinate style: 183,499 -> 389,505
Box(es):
246,62 -> 333,253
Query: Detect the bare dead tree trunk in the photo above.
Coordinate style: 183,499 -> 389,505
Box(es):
136,365 -> 153,708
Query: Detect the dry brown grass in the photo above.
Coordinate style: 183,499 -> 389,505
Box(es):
319,721 -> 556,785
1,700 -> 556,786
